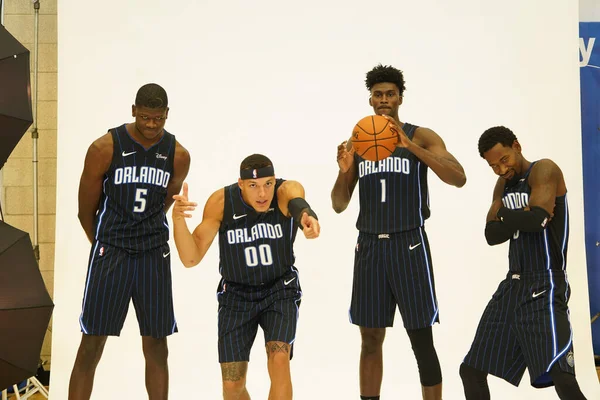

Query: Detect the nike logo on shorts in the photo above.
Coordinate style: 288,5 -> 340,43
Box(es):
284,277 -> 296,285
532,290 -> 547,298
163,252 -> 170,258
409,242 -> 422,250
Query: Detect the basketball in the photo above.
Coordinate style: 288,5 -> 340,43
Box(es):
351,115 -> 399,161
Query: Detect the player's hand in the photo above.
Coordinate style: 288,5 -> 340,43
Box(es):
337,140 -> 355,173
172,182 -> 197,221
381,115 -> 412,149
301,213 -> 320,239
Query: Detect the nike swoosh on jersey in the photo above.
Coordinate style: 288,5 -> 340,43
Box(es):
122,151 -> 136,157
233,214 -> 247,220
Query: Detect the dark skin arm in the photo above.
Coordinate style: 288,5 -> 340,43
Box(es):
484,177 -> 514,245
484,159 -> 565,245
164,141 -> 191,213
331,138 -> 359,213
486,177 -> 506,222
383,116 -> 467,188
524,158 -> 566,214
78,132 -> 113,244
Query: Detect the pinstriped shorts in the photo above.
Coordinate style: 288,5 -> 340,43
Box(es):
463,270 -> 575,387
349,226 -> 439,330
217,268 -> 302,363
79,240 -> 177,338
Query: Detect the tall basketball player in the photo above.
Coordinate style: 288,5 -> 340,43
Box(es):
331,64 -> 467,400
68,84 -> 191,400
459,126 -> 588,400
172,154 -> 319,400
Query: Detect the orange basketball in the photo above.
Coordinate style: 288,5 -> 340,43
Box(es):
351,115 -> 399,161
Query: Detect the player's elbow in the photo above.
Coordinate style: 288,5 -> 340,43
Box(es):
182,258 -> 200,268
331,195 -> 348,213
449,173 -> 467,188
332,202 -> 347,214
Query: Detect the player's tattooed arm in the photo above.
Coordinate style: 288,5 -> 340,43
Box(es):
164,141 -> 191,213
78,132 -> 113,243
221,362 -> 248,382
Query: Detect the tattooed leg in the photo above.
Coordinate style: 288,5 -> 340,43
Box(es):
265,341 -> 292,400
221,362 -> 250,400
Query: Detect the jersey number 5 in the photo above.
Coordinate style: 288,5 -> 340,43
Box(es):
244,244 -> 273,267
134,188 -> 148,213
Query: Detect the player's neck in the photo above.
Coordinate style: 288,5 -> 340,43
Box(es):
518,157 -> 532,176
126,122 -> 164,149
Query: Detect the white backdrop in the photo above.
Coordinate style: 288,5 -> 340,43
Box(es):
52,0 -> 599,398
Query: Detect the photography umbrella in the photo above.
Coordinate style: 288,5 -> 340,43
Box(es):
0,24 -> 33,170
0,221 -> 54,391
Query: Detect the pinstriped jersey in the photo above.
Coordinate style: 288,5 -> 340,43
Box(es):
354,123 -> 430,233
504,161 -> 569,273
218,179 -> 299,286
94,124 -> 175,252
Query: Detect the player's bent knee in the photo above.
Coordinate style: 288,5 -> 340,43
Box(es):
222,379 -> 247,396
78,335 -> 108,362
269,350 -> 291,368
266,341 -> 291,360
459,363 -> 489,386
550,366 -> 586,400
407,327 -> 441,385
221,362 -> 248,388
142,337 -> 169,364
360,327 -> 385,353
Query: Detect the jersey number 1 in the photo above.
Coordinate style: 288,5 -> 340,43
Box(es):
380,179 -> 386,203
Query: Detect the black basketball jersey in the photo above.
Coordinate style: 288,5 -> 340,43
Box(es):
218,179 -> 298,286
504,161 -> 569,273
354,123 -> 430,233
94,124 -> 176,252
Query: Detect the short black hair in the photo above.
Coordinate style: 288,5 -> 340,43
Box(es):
135,83 -> 168,108
240,154 -> 273,171
478,126 -> 518,158
365,64 -> 406,96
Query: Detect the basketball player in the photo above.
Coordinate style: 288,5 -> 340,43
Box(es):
331,64 -> 467,400
68,83 -> 190,400
460,126 -> 587,400
171,154 -> 319,400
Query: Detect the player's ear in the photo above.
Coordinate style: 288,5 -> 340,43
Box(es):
368,97 -> 372,107
165,107 -> 169,118
512,140 -> 522,153
398,96 -> 403,106
237,178 -> 243,189
131,105 -> 136,117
